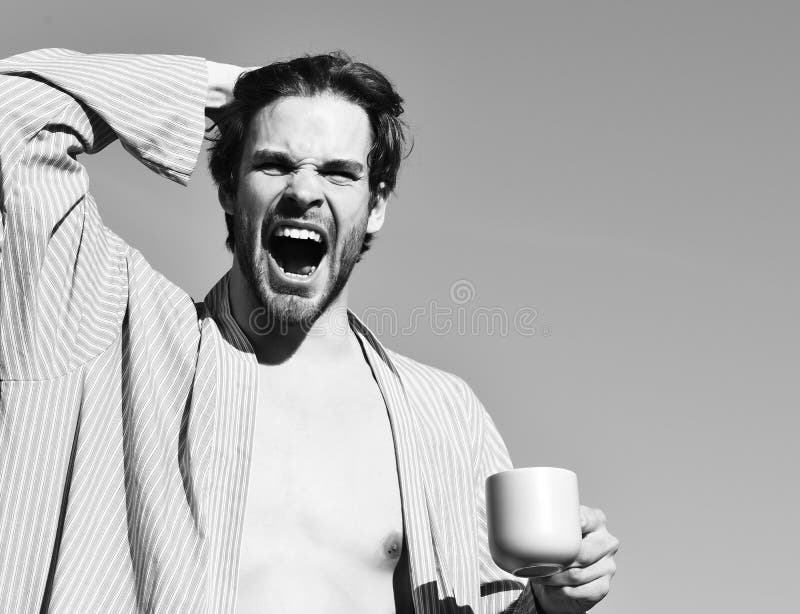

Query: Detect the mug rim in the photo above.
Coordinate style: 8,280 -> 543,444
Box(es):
486,466 -> 577,482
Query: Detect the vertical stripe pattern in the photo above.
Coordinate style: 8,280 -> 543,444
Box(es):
0,49 -> 536,613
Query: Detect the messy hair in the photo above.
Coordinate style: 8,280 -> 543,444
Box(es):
207,52 -> 409,255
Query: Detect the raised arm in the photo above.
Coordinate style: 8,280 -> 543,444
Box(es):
0,49 -> 210,381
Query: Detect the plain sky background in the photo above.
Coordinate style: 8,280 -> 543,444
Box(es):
3,2 -> 798,612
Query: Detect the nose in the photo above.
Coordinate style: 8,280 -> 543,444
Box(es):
284,167 -> 324,212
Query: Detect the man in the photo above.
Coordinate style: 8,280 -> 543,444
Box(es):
0,49 -> 618,613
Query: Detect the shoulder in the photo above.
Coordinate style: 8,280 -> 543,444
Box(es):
387,348 -> 471,400
124,243 -> 203,341
385,347 -> 487,437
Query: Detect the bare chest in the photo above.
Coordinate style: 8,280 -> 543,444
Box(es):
237,367 -> 404,612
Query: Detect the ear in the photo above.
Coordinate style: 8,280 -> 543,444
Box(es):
218,184 -> 235,215
366,189 -> 389,234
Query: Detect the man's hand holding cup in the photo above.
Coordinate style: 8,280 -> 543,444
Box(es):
486,468 -> 619,613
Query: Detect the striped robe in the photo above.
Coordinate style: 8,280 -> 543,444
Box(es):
0,49 -> 537,613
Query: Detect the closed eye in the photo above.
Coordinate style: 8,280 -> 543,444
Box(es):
257,162 -> 292,175
322,170 -> 359,185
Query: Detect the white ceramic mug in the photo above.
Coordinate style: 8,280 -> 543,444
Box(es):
486,466 -> 582,578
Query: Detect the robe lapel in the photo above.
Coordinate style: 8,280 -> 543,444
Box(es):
202,274 -> 259,612
349,313 -> 480,612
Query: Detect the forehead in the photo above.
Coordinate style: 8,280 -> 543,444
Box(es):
243,93 -> 373,162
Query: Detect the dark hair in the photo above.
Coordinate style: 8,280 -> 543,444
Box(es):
207,51 -> 409,255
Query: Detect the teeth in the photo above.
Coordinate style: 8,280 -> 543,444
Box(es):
273,226 -> 322,242
276,263 -> 317,278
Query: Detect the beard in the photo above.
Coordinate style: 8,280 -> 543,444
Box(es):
234,206 -> 368,333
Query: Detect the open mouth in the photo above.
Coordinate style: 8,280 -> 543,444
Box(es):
266,224 -> 327,279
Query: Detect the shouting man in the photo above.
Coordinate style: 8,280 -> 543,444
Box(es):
0,49 -> 618,613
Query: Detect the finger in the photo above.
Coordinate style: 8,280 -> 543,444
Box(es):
580,505 -> 607,535
560,574 -> 612,608
574,526 -> 620,568
536,575 -> 612,612
536,553 -> 616,588
528,527 -> 619,585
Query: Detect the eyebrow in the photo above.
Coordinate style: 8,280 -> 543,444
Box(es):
251,149 -> 365,176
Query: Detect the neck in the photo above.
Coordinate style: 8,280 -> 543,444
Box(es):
228,261 -> 356,366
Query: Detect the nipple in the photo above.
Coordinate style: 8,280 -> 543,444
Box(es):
382,532 -> 403,560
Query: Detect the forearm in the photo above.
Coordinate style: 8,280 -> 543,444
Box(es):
0,49 -> 207,183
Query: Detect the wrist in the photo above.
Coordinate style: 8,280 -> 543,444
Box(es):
531,582 -> 547,614
530,582 -> 586,614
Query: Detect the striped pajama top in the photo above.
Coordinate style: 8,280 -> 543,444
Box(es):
0,49 -> 538,613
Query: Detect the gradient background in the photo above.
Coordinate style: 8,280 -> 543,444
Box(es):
3,2 -> 797,612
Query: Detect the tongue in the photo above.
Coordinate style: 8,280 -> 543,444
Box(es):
283,256 -> 316,276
